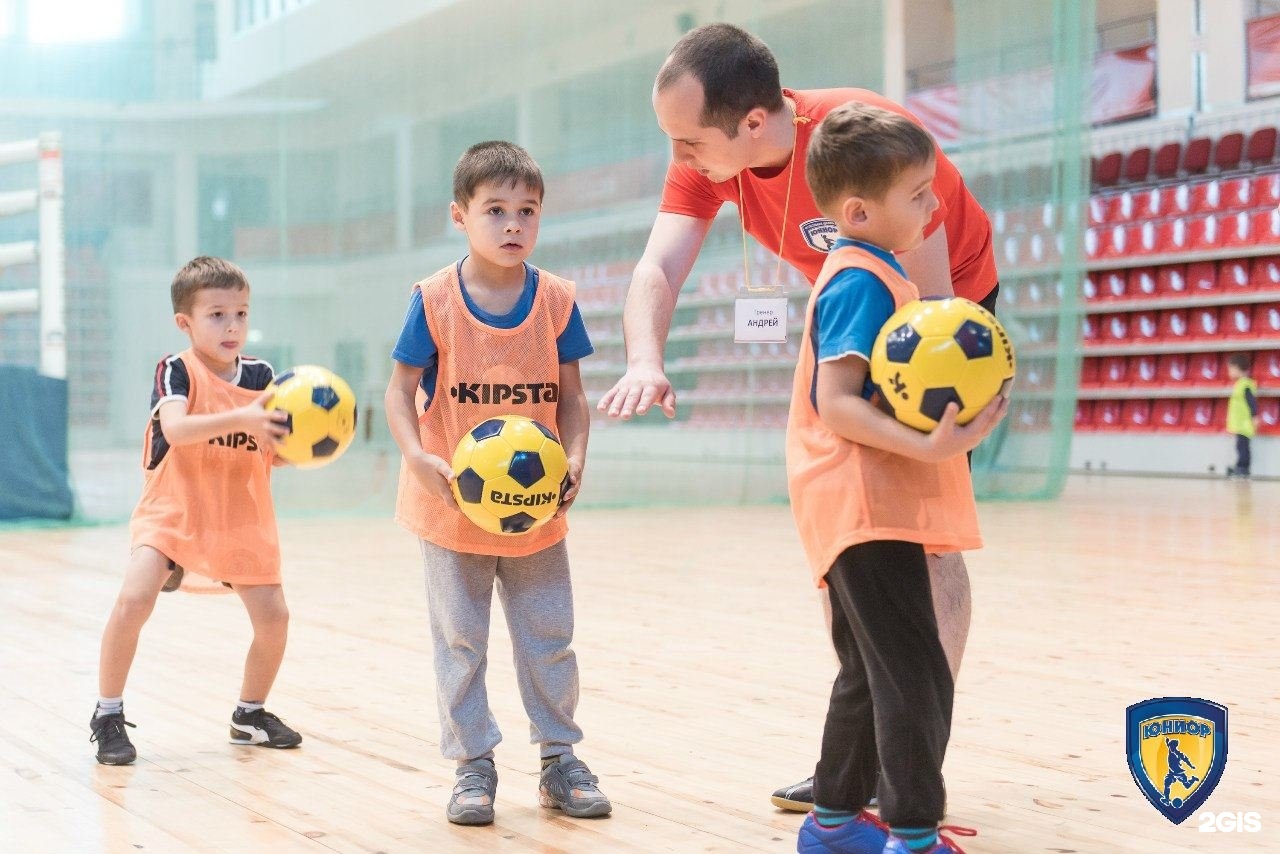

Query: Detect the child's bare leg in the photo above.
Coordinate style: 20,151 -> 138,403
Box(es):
98,546 -> 172,697
234,583 -> 289,702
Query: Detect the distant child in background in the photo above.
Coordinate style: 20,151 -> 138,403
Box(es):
384,141 -> 608,826
1226,353 -> 1259,478
788,104 -> 1006,854
91,256 -> 301,766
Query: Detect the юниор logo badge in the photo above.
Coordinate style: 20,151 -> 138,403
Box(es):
1126,697 -> 1227,825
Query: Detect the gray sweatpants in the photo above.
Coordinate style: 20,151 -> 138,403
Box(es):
420,538 -> 583,762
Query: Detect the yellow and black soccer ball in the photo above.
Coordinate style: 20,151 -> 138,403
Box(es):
451,415 -> 569,535
265,365 -> 357,467
869,297 -> 1015,433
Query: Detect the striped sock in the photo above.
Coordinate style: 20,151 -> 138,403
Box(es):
813,805 -> 858,828
95,697 -> 123,718
890,826 -> 939,851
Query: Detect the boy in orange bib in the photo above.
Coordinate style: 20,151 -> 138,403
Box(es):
90,257 -> 301,766
789,107 -> 1007,854
385,142 -> 608,826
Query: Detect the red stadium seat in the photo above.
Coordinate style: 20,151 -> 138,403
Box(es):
1074,399 -> 1095,430
1100,356 -> 1129,385
1112,190 -> 1138,222
1182,137 -> 1212,175
1218,259 -> 1252,294
1154,218 -> 1187,254
1157,265 -> 1188,297
1157,353 -> 1190,385
1129,267 -> 1158,299
1088,195 -> 1110,225
1084,226 -> 1102,260
1130,310 -> 1159,342
1223,304 -> 1254,338
1134,187 -> 1166,219
1187,262 -> 1218,295
1082,272 -> 1099,301
1255,302 -> 1280,336
1253,171 -> 1280,207
1213,132 -> 1245,171
1123,147 -> 1151,183
1247,126 -> 1278,166
1187,214 -> 1222,251
1079,357 -> 1102,387
1081,314 -> 1100,345
1093,152 -> 1123,187
1100,271 -> 1127,300
1258,397 -> 1280,435
1184,398 -> 1222,432
1252,208 -> 1280,244
1188,353 -> 1225,385
1220,176 -> 1254,209
1222,211 -> 1254,247
1188,179 -> 1221,213
1253,256 -> 1280,289
1101,313 -> 1130,343
1169,182 -> 1194,215
1153,141 -> 1182,179
1188,306 -> 1221,338
1121,400 -> 1153,430
1130,353 -> 1160,386
1157,308 -> 1191,342
1095,399 -> 1124,430
1152,399 -> 1184,431
1255,350 -> 1280,383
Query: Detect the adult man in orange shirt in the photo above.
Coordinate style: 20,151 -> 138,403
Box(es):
597,23 -> 1000,812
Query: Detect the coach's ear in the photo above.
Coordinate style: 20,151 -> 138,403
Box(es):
449,201 -> 467,234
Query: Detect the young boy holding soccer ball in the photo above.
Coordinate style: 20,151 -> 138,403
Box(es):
383,141 -> 609,825
788,104 -> 1007,853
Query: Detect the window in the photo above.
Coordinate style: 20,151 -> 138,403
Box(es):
28,0 -> 127,44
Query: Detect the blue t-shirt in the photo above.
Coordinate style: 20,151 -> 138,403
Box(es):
392,261 -> 594,400
810,237 -> 901,405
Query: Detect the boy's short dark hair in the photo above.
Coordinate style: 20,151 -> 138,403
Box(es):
171,256 -> 250,314
1228,353 -> 1253,372
453,141 -> 544,207
806,103 -> 937,213
655,23 -> 784,138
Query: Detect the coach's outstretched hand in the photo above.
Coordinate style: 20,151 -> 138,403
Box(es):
597,364 -> 677,420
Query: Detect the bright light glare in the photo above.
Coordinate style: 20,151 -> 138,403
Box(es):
28,0 -> 126,44
0,1 -> 13,39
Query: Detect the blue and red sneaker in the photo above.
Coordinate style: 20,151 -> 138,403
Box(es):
797,809 -> 889,853
881,825 -> 976,853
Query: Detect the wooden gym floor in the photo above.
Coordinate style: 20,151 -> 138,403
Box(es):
1,475 -> 1277,852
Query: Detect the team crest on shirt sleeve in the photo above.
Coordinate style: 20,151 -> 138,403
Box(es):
799,217 -> 839,252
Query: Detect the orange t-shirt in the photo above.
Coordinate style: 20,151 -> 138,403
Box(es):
395,264 -> 575,557
659,87 -> 997,302
786,246 -> 982,586
129,350 -> 280,587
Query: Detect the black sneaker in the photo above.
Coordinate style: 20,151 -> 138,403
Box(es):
770,776 -> 814,811
229,708 -> 302,748
90,710 -> 137,765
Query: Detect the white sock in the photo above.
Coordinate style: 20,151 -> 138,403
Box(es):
96,697 -> 124,717
237,700 -> 264,714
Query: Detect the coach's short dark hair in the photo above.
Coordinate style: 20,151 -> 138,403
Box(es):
806,103 -> 936,213
655,23 -> 785,138
171,256 -> 250,314
1228,353 -> 1253,372
453,141 -> 544,206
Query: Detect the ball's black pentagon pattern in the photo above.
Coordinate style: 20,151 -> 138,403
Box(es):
920,387 -> 964,423
953,320 -> 993,359
312,436 -> 339,458
273,370 -> 295,385
470,418 -> 506,441
507,450 -> 546,489
456,468 -> 486,504
534,421 -> 559,443
500,512 -> 537,534
883,324 -> 921,364
559,472 -> 571,503
921,295 -> 948,301
311,385 -> 340,411
278,410 -> 294,435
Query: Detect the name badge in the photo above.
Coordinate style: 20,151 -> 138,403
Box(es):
734,294 -> 788,343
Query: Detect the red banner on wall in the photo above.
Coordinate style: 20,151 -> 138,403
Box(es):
906,43 -> 1156,144
1248,14 -> 1280,100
